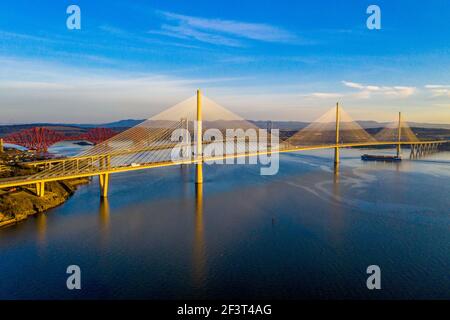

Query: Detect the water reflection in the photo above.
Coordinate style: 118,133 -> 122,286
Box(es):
99,198 -> 110,245
193,183 -> 206,288
36,213 -> 47,247
1,148 -> 449,299
333,163 -> 339,183
330,164 -> 345,245
181,165 -> 191,197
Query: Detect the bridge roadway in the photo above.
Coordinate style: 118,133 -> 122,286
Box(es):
0,140 -> 447,190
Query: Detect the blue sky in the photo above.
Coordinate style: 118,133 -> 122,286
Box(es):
0,0 -> 449,123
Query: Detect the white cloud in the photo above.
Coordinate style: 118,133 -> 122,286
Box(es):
150,24 -> 243,47
0,81 -> 73,90
0,56 -> 447,124
342,81 -> 364,90
160,11 -> 296,42
0,30 -> 54,42
0,56 -> 253,123
425,85 -> 450,88
150,11 -> 300,47
305,92 -> 343,99
342,81 -> 416,98
425,84 -> 450,97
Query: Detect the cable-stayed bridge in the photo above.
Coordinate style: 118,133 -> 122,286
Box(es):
0,90 -> 447,198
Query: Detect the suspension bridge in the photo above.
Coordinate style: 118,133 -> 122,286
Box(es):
0,90 -> 447,198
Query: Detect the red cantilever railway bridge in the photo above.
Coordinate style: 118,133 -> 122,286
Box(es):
2,127 -> 117,152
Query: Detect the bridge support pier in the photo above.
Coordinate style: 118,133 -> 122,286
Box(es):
99,173 -> 109,198
334,147 -> 339,166
410,143 -> 442,159
35,182 -> 45,197
196,163 -> 203,184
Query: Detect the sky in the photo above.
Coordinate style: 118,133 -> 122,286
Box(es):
0,0 -> 449,124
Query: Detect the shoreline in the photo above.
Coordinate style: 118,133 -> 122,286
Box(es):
0,147 -> 91,228
0,178 -> 90,228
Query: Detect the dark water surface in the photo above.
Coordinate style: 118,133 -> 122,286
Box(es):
1,145 -> 449,299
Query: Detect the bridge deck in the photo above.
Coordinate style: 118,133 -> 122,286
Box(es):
0,140 -> 447,189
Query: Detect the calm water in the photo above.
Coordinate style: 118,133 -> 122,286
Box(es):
0,143 -> 449,299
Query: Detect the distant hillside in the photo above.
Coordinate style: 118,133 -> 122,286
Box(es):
0,124 -> 86,136
0,120 -> 145,136
406,122 -> 450,130
253,120 -> 450,131
60,119 -> 146,128
358,121 -> 450,130
1,119 -> 449,137
251,121 -> 310,130
94,119 -> 146,128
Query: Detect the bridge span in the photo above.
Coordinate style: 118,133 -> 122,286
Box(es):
0,90 -> 448,198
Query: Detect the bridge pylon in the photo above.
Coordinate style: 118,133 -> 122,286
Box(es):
334,102 -> 340,165
196,89 -> 203,184
180,117 -> 189,160
397,112 -> 402,157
